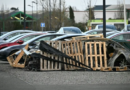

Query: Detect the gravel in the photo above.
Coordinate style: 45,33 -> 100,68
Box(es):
0,61 -> 130,85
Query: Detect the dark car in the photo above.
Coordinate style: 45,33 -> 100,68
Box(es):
0,33 -> 64,60
84,29 -> 119,35
82,38 -> 130,68
95,24 -> 117,30
107,31 -> 130,41
51,34 -> 86,41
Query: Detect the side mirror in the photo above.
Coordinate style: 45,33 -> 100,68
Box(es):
17,40 -> 24,44
30,42 -> 37,46
4,38 -> 8,40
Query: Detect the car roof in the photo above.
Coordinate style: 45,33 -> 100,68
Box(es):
23,33 -> 65,45
107,31 -> 130,38
84,29 -> 118,34
0,30 -> 36,39
6,33 -> 31,42
51,34 -> 85,41
10,32 -> 46,42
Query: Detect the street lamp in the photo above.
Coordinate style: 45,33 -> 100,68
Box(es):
24,0 -> 26,30
28,3 -> 33,30
32,0 -> 38,29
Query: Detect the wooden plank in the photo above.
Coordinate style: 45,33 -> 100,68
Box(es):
54,41 -> 58,70
116,66 -> 127,71
77,41 -> 82,67
13,44 -> 28,66
85,42 -> 89,66
99,42 -> 103,67
94,42 -> 98,68
103,42 -> 107,68
89,42 -> 93,68
40,51 -> 43,70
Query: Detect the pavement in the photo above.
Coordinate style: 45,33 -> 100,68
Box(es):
0,61 -> 130,90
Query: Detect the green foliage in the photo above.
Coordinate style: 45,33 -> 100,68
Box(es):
12,22 -> 23,30
69,6 -> 75,24
74,22 -> 86,32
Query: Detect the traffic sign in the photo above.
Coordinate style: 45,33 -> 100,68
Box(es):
41,23 -> 45,27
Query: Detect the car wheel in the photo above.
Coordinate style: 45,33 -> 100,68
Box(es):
108,54 -> 129,68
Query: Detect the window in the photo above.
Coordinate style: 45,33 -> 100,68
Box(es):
63,28 -> 82,34
123,34 -> 130,40
32,36 -> 54,44
127,26 -> 130,31
6,32 -> 20,39
112,35 -> 124,40
21,35 -> 40,42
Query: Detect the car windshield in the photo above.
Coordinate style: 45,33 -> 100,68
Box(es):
98,25 -> 116,30
127,25 -> 130,31
11,34 -> 41,42
106,33 -> 115,37
63,28 -> 82,34
6,34 -> 26,42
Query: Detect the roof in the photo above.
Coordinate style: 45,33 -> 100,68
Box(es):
0,10 -> 37,20
93,5 -> 111,10
93,4 -> 130,11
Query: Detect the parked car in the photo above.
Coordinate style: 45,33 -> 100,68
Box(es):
95,24 -> 117,30
121,24 -> 130,31
0,32 -> 46,49
0,30 -> 36,42
0,33 -> 64,60
106,31 -> 130,41
82,38 -> 130,68
0,32 -> 8,36
51,34 -> 86,41
84,29 -> 119,35
5,33 -> 28,43
56,26 -> 83,34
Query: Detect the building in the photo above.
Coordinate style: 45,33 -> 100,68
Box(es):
66,4 -> 130,30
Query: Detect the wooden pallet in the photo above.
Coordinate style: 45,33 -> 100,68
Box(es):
72,34 -> 104,40
6,44 -> 29,68
40,41 -> 62,71
100,66 -> 128,71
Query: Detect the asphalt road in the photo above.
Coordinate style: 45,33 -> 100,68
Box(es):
0,61 -> 130,90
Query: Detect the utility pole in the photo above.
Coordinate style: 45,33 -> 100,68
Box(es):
24,0 -> 26,30
103,0 -> 106,38
59,0 -> 61,27
28,3 -> 33,30
124,0 -> 127,31
49,0 -> 51,30
32,0 -> 38,29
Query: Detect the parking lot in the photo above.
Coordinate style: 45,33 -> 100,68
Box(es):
0,60 -> 130,90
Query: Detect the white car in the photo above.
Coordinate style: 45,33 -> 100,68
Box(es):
121,24 -> 130,31
56,26 -> 83,34
95,24 -> 117,30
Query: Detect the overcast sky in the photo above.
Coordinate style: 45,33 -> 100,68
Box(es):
0,0 -> 130,11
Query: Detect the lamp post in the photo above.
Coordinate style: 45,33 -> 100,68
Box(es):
32,0 -> 38,29
124,0 -> 126,31
24,0 -> 26,30
103,0 -> 106,38
28,3 -> 33,30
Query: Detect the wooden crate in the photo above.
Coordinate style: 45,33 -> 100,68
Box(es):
84,41 -> 107,70
40,41 -> 62,70
72,34 -> 104,40
61,40 -> 84,70
6,44 -> 29,68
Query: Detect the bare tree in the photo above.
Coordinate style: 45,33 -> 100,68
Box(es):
114,0 -> 124,19
37,0 -> 71,31
0,5 -> 14,31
